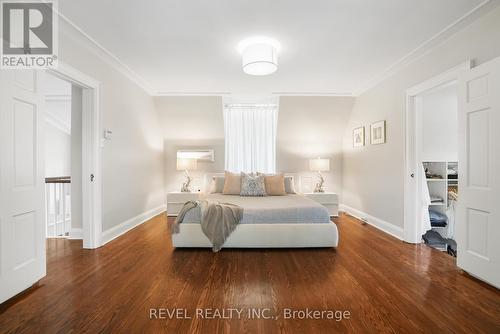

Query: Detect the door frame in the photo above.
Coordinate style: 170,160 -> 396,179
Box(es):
46,62 -> 102,249
403,61 -> 471,244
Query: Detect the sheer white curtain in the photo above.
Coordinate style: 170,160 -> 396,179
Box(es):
223,103 -> 278,174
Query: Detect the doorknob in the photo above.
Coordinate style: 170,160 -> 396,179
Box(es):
410,173 -> 415,178
90,174 -> 95,182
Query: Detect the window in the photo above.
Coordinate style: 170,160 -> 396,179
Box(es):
223,102 -> 278,173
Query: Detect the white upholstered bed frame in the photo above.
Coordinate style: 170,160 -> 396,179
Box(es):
172,222 -> 339,248
173,173 -> 338,249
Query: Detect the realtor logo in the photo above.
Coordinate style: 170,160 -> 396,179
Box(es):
1,0 -> 58,68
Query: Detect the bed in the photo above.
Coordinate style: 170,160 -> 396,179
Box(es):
172,193 -> 339,249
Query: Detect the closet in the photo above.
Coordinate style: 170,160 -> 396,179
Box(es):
422,161 -> 458,255
418,82 -> 459,256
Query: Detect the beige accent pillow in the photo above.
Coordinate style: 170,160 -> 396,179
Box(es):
222,171 -> 241,195
264,173 -> 286,196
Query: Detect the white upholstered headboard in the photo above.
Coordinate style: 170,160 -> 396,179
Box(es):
202,172 -> 299,194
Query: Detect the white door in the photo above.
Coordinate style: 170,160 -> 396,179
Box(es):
0,69 -> 46,303
457,56 -> 500,288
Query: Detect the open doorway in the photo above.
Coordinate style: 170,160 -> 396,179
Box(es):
42,73 -> 83,241
417,82 -> 458,256
404,61 -> 471,248
46,63 -> 103,249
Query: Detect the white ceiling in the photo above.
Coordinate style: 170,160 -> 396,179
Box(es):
59,0 -> 491,95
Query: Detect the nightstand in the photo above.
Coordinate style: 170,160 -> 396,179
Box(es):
167,192 -> 200,216
303,192 -> 339,217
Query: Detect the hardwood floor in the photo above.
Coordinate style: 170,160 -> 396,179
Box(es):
1,213 -> 499,333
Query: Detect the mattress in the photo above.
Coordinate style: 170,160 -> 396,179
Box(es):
181,193 -> 330,224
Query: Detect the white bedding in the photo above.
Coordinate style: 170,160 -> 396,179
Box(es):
181,193 -> 330,224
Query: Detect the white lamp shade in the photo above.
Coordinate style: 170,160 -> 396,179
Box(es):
177,158 -> 197,171
309,158 -> 330,172
241,43 -> 278,76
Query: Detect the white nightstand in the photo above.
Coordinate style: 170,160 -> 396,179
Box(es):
167,192 -> 200,216
304,192 -> 339,217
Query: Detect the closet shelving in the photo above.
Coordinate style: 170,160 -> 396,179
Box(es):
423,161 -> 458,237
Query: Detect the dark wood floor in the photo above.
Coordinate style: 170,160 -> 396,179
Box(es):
1,213 -> 499,333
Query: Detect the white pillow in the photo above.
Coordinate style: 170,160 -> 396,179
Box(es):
209,176 -> 225,193
284,176 -> 296,194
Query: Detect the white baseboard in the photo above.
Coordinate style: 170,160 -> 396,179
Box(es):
339,204 -> 404,240
101,204 -> 166,246
68,228 -> 83,240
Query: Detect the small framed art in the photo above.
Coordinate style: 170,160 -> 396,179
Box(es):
370,120 -> 386,144
353,127 -> 365,147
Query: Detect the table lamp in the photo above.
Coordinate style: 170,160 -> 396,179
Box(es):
309,158 -> 330,193
176,158 -> 197,192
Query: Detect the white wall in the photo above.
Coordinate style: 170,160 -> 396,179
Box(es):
44,74 -> 72,178
71,86 -> 83,230
342,6 -> 500,230
156,96 -> 354,195
420,83 -> 458,162
59,18 -> 165,232
44,121 -> 71,177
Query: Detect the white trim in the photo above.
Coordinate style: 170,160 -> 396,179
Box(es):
353,0 -> 497,96
45,94 -> 71,101
272,92 -> 353,97
340,204 -> 404,240
56,12 -> 154,95
101,205 -> 166,246
46,62 -> 103,249
154,92 -> 231,96
403,61 -> 471,243
68,228 -> 83,240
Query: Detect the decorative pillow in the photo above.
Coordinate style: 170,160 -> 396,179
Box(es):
209,176 -> 225,193
264,173 -> 286,196
222,171 -> 241,195
240,172 -> 267,196
284,176 -> 296,194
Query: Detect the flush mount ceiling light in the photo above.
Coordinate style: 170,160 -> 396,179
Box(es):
237,36 -> 281,76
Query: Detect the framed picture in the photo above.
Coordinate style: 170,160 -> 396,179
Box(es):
370,120 -> 386,144
353,127 -> 365,147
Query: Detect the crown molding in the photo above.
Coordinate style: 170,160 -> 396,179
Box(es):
272,92 -> 353,97
352,0 -> 499,96
45,94 -> 71,101
56,12 -> 155,95
154,92 -> 232,96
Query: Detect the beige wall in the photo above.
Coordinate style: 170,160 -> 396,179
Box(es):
342,6 -> 500,229
277,96 -> 354,195
59,19 -> 165,232
156,96 -> 354,195
155,96 -> 225,193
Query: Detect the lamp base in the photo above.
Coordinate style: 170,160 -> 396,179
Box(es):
180,171 -> 193,192
313,172 -> 325,193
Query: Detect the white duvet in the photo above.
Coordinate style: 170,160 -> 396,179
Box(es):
181,194 -> 330,224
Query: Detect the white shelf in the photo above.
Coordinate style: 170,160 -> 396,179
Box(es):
423,161 -> 459,240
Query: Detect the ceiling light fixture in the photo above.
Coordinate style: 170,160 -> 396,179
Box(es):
238,36 -> 281,76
